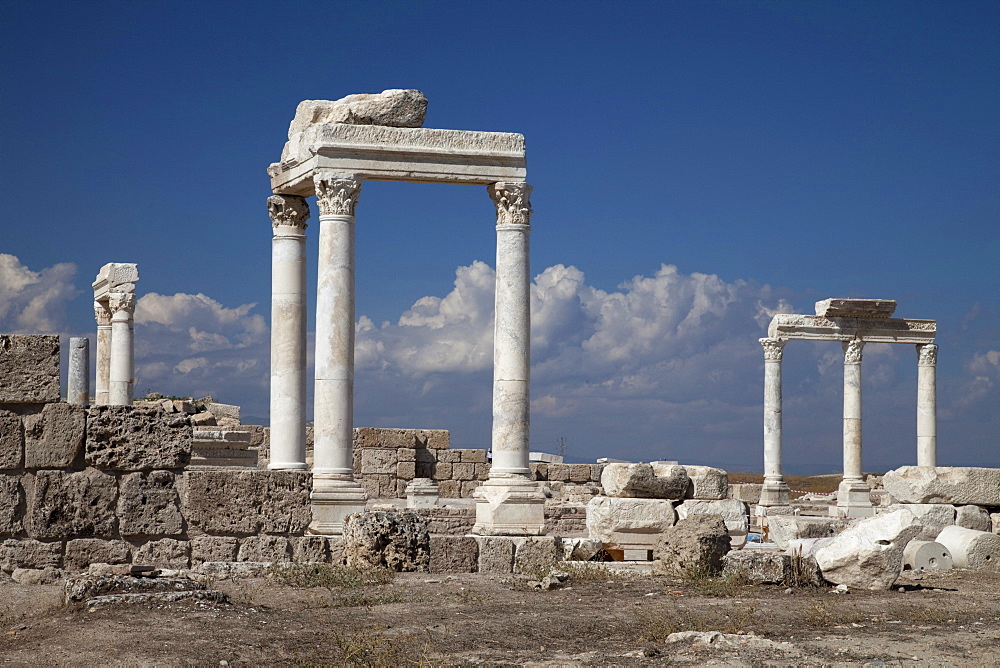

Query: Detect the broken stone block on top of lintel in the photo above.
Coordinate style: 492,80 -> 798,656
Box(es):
814,298 -> 896,319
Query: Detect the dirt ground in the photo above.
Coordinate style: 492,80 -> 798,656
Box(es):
2,564 -> 999,667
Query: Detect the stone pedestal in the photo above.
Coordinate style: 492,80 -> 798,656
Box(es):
405,478 -> 440,509
67,337 -> 90,406
309,174 -> 366,534
267,194 -> 310,471
916,344 -> 937,467
473,182 -> 545,536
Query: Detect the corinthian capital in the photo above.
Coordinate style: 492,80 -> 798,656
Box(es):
489,182 -> 532,226
916,343 -> 938,366
268,194 -> 310,229
108,292 -> 136,315
759,337 -> 786,361
94,301 -> 112,326
842,339 -> 865,364
314,174 -> 361,216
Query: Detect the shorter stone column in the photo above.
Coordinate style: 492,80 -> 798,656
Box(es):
108,292 -> 136,406
94,303 -> 112,405
916,343 -> 938,467
834,339 -> 873,518
757,337 -> 789,514
67,337 -> 90,406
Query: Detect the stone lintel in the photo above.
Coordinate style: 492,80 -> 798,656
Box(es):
269,124 -> 527,195
92,263 -> 139,300
767,314 -> 936,344
815,298 -> 896,319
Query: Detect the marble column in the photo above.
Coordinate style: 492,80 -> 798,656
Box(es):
757,338 -> 789,512
267,194 -> 310,471
835,339 -> 873,517
94,302 -> 113,405
108,292 -> 136,406
473,182 -> 545,536
67,337 -> 90,406
309,173 -> 366,534
916,343 -> 938,467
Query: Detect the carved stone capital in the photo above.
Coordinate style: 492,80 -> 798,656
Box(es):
842,339 -> 865,364
314,174 -> 361,216
917,343 -> 938,366
108,292 -> 136,315
268,194 -> 310,230
759,337 -> 786,361
94,301 -> 112,326
489,182 -> 532,226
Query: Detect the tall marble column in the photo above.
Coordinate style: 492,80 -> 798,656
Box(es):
267,194 -> 310,470
835,339 -> 872,517
94,302 -> 113,405
309,173 -> 366,534
67,337 -> 90,406
473,182 -> 545,536
916,343 -> 938,467
108,291 -> 136,406
757,338 -> 789,512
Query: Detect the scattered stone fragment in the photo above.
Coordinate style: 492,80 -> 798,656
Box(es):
767,516 -> 852,550
955,505 -> 991,532
12,567 -> 64,585
813,509 -> 921,590
342,510 -> 430,572
288,89 -> 428,136
653,515 -> 731,575
887,504 -> 957,541
680,465 -> 728,500
677,499 -> 749,548
721,550 -> 823,585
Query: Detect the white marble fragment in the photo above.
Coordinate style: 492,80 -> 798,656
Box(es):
813,509 -> 921,590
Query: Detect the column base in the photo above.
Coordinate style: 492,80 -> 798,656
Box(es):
831,479 -> 874,518
470,475 -> 546,536
309,476 -> 368,535
268,461 -> 308,471
758,479 -> 790,507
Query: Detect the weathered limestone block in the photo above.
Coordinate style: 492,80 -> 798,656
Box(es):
883,466 -> 1000,506
955,505 -> 991,532
936,525 -> 1000,571
586,497 -> 676,548
991,513 -> 1000,536
0,412 -> 24,469
475,536 -> 516,574
677,499 -> 749,548
205,402 -> 240,423
766,516 -> 852,550
653,515 -> 731,575
437,480 -> 461,498
64,539 -> 130,571
86,406 -> 192,470
513,536 -> 558,575
361,448 -> 397,474
288,90 -> 428,138
432,462 -> 453,480
0,538 -> 62,572
290,536 -> 330,564
0,475 -> 23,534
902,540 -> 953,573
354,427 -> 449,450
0,335 -> 60,403
23,402 -> 86,468
555,537 -> 603,561
27,469 -> 117,538
342,511 -> 430,572
460,449 -> 488,464
132,538 -> 190,569
886,503 -> 956,541
728,483 -> 762,504
721,550 -> 823,585
814,509 -> 921,590
12,567 -> 64,585
183,470 -> 311,534
429,536 -> 479,573
601,463 -> 688,499
238,535 -> 290,562
190,535 -> 238,565
683,466 -> 728,500
117,471 -> 182,536
452,462 -> 476,480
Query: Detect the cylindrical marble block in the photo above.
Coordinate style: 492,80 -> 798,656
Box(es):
902,540 -> 953,572
67,337 -> 90,406
491,221 -> 531,476
936,525 -> 1000,571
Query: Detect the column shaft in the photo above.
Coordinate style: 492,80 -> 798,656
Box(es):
94,303 -> 112,405
268,195 -> 310,470
108,293 -> 135,406
917,344 -> 938,467
835,339 -> 872,517
758,338 -> 788,509
68,337 -> 90,406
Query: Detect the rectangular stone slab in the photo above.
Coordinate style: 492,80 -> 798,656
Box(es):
768,314 -> 936,344
269,124 -> 527,194
814,298 -> 896,318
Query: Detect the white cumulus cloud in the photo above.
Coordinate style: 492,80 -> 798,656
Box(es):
0,254 -> 79,333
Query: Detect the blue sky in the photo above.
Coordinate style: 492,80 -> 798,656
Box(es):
2,0 -> 997,472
